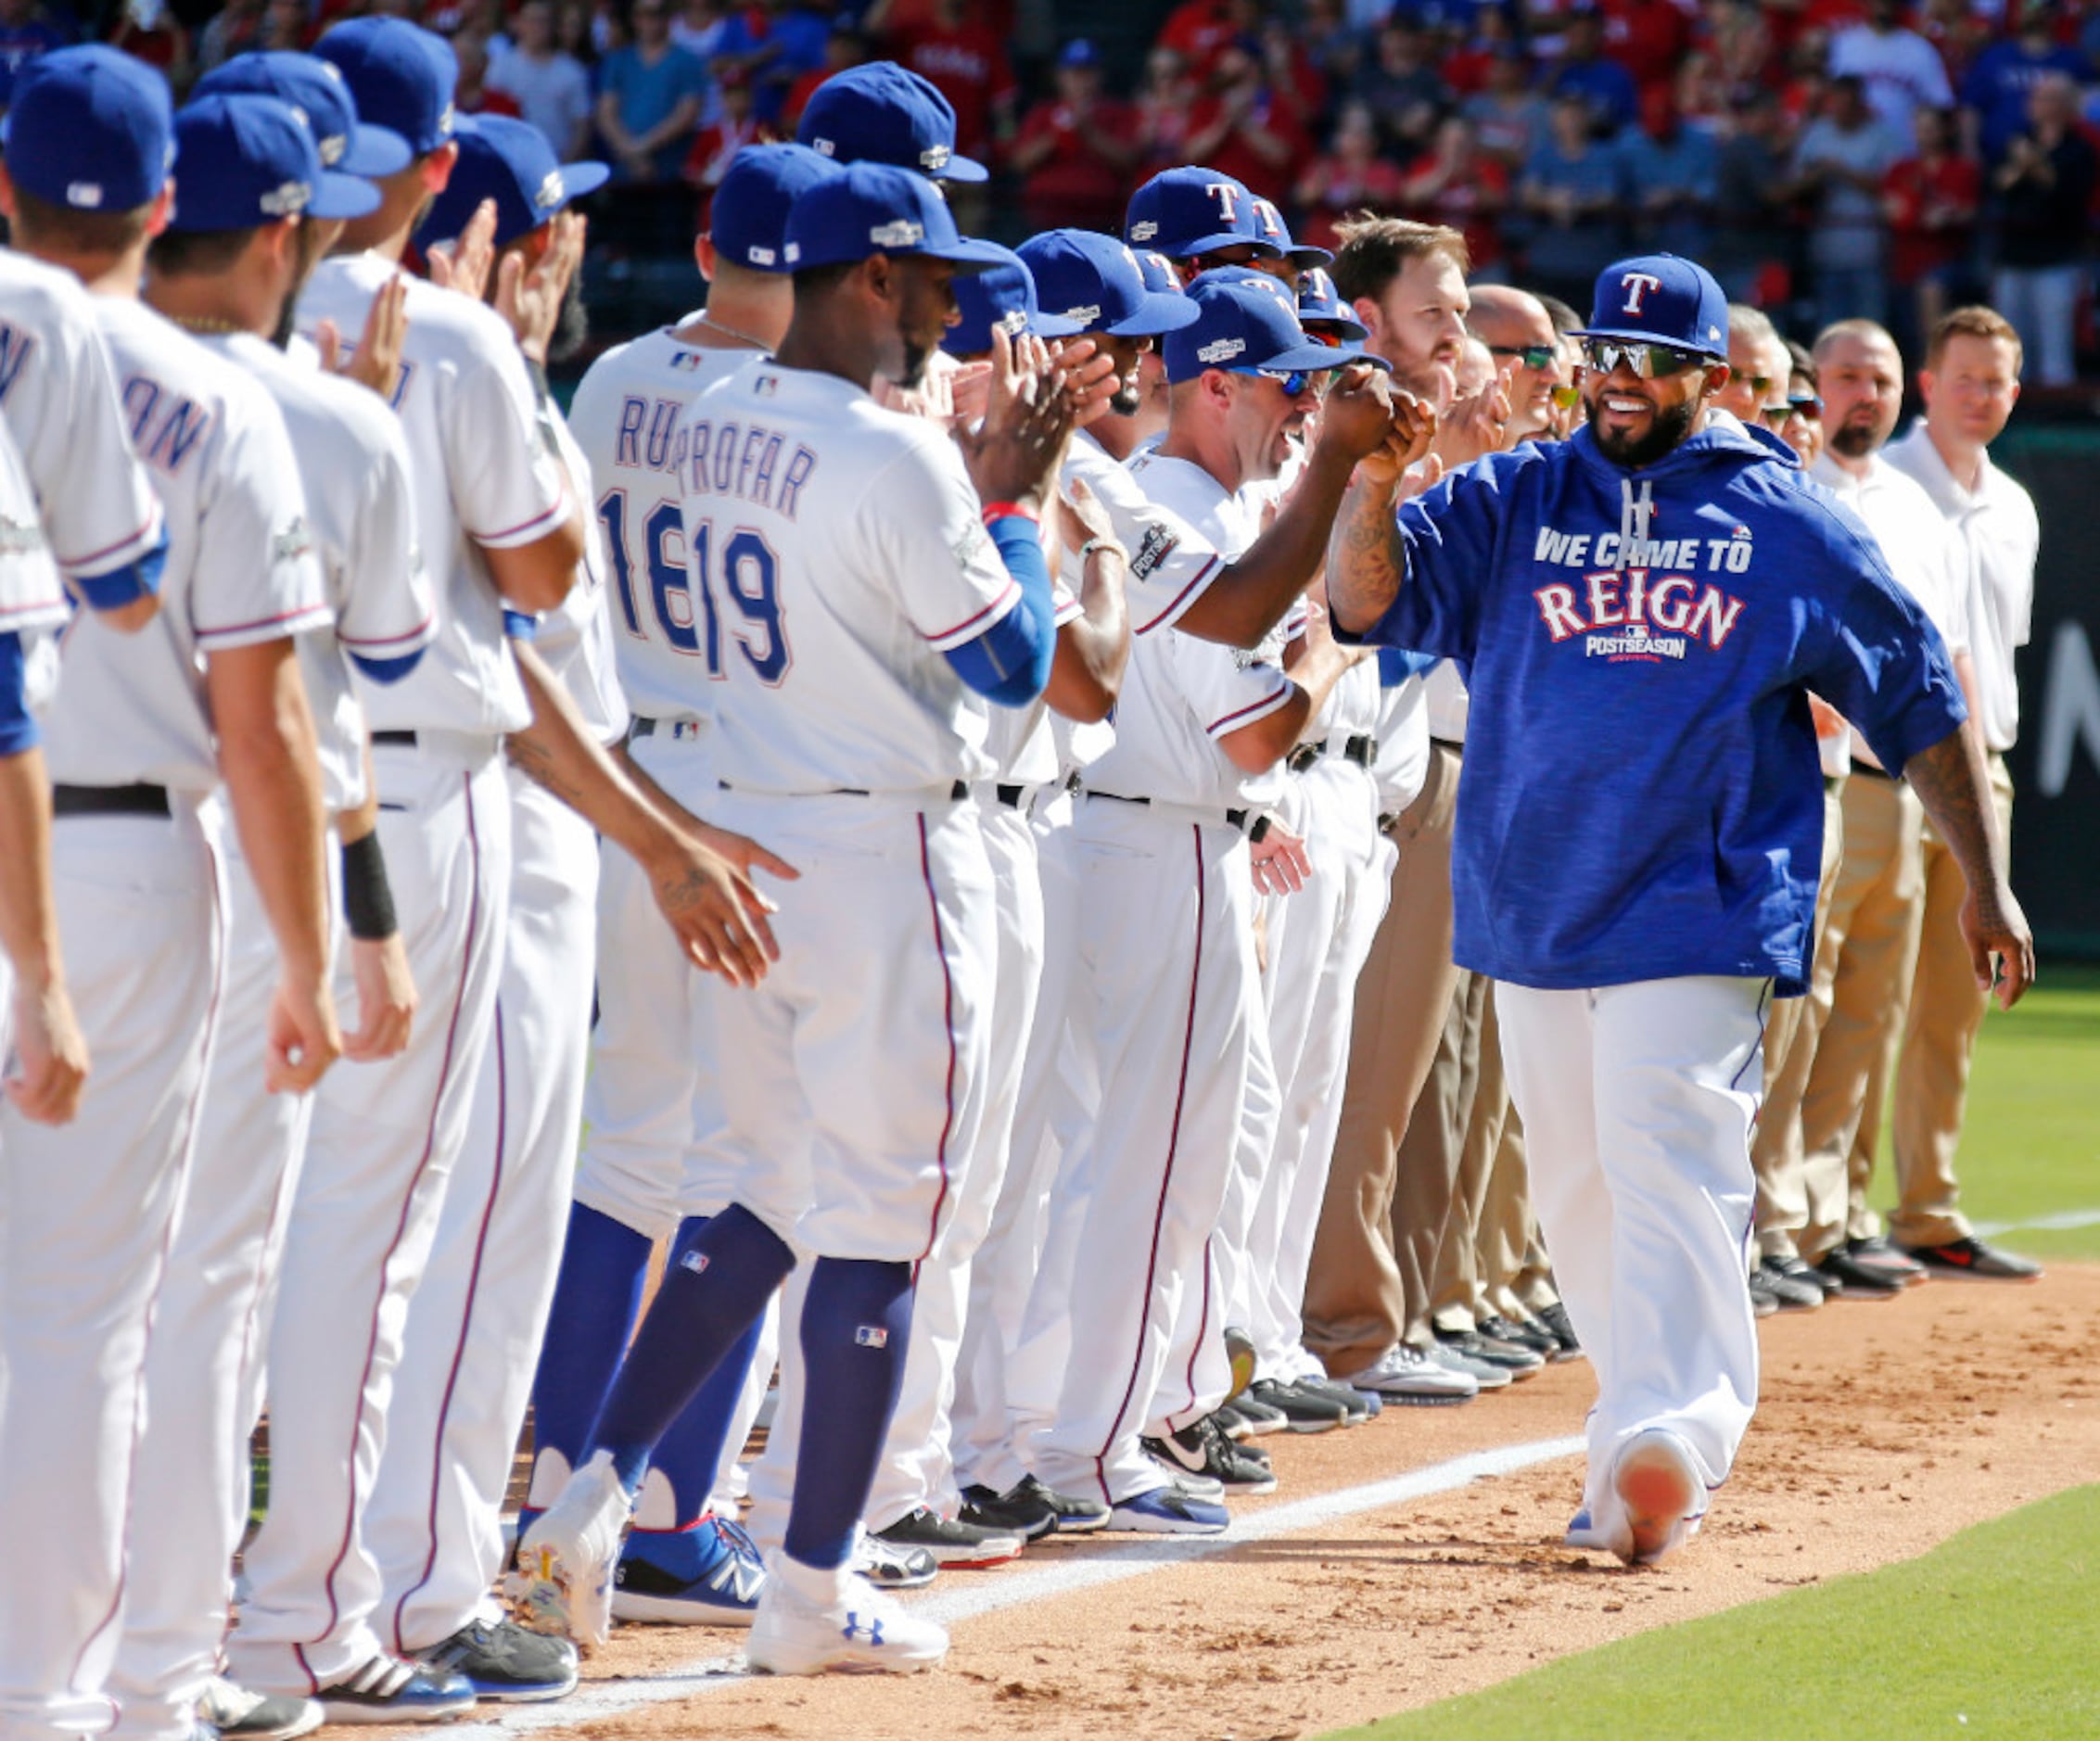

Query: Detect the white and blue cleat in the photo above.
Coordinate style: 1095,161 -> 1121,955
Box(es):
613,1513 -> 768,1626
1107,1485 -> 1229,1535
745,1562 -> 948,1675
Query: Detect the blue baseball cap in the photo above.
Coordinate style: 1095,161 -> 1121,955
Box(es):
1164,273 -> 1353,384
1135,247 -> 1181,296
1250,196 -> 1331,269
796,61 -> 986,184
414,113 -> 606,250
1297,265 -> 1367,340
316,17 -> 457,157
0,45 -> 172,215
1576,252 -> 1729,360
1058,38 -> 1101,69
941,244 -> 1083,356
1017,229 -> 1198,338
783,159 -> 1006,272
1125,166 -> 1280,261
196,50 -> 413,177
709,142 -> 841,272
169,93 -> 381,232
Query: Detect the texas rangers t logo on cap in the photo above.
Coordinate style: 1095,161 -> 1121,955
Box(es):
1621,272 -> 1664,315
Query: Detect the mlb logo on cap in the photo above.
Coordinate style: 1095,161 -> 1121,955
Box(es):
1576,252 -> 1729,360
316,17 -> 459,157
783,159 -> 1006,272
0,46 -> 173,215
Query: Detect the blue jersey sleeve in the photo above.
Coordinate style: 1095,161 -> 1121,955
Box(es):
1346,448 -> 1541,663
1799,499 -> 1968,773
0,632 -> 39,756
944,514 -> 1055,708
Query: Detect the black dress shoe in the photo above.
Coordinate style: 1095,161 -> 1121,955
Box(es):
1814,1248 -> 1905,1298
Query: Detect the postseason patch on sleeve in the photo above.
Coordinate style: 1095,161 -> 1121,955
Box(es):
954,521 -> 994,572
1129,521 -> 1178,582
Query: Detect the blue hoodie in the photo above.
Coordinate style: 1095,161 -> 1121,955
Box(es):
1347,416 -> 1966,996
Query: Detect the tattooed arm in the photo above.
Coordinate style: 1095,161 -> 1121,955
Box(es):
1902,723 -> 2035,1009
1327,469 -> 1411,638
507,642 -> 789,986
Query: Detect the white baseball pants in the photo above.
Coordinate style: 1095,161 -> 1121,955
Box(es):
370,775 -> 598,1656
868,794 -> 1041,1528
1496,975 -> 1768,1532
1030,800 -> 1258,1504
0,802 -> 224,1741
108,832 -> 316,1738
230,739 -> 511,1695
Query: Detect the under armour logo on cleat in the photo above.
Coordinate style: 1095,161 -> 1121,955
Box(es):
841,1612 -> 885,1646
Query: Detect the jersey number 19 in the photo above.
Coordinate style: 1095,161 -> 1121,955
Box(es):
600,491 -> 789,686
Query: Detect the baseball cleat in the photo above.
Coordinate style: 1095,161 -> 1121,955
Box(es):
745,1567 -> 948,1675
1611,1429 -> 1703,1567
420,1619 -> 579,1701
1224,1390 -> 1292,1433
1561,1507 -> 1611,1552
1895,1236 -> 2042,1282
1106,1486 -> 1230,1534
612,1514 -> 767,1626
313,1657 -> 476,1724
1223,1324 -> 1257,1403
1340,1343 -> 1478,1405
1143,1415 -> 1277,1495
856,1532 -> 939,1589
509,1448 -> 632,1652
872,1506 -> 1025,1569
198,1676 -> 324,1739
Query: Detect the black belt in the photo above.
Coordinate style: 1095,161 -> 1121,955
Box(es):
1378,810 -> 1402,832
1088,790 -> 1271,841
371,730 -> 419,747
996,783 -> 1027,808
1289,733 -> 1379,773
1429,736 -> 1463,753
719,779 -> 970,801
1852,761 -> 1898,782
53,782 -> 171,819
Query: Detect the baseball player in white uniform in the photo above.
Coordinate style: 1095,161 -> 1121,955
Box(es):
105,87 -> 438,1741
0,48 -> 342,1735
231,18 -> 585,1720
521,160 -> 1077,1673
1021,276 -> 1388,1529
524,143 -> 834,1627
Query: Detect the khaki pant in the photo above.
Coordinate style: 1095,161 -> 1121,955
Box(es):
1479,1109 -> 1555,1320
1430,975 -> 1507,1333
1797,769 -> 1925,1264
1887,754 -> 2014,1248
1752,782 -> 1846,1260
1302,743 -> 1462,1379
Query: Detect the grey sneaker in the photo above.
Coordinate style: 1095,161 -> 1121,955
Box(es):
1340,1343 -> 1478,1404
1424,1340 -> 1510,1390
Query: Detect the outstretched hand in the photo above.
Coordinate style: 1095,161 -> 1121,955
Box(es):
959,326 -> 1077,515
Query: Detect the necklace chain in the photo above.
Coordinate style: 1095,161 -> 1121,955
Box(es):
167,313 -> 246,335
694,312 -> 770,350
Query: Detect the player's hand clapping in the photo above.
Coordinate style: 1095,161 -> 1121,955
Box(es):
959,327 -> 1080,516
314,269 -> 410,403
1437,360 -> 1515,467
499,209 -> 586,366
426,197 -> 499,302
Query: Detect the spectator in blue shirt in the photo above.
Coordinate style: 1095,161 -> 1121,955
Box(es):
0,0 -> 72,114
1520,92 -> 1628,305
1619,97 -> 1720,259
1959,4 -> 2091,162
596,0 -> 710,182
710,0 -> 829,127
1546,7 -> 1638,139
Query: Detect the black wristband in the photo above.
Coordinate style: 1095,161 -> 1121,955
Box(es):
524,355 -> 552,407
340,828 -> 399,942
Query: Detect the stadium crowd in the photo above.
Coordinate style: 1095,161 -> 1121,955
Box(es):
0,1 -> 2049,1735
6,0 -> 2099,375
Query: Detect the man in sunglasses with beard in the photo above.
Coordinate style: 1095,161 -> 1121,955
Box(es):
1327,251 -> 2032,1573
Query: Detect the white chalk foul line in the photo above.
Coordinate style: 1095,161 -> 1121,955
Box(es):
1972,1205 -> 2100,1239
443,1431 -> 1587,1739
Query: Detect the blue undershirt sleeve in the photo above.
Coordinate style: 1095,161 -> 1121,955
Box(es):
0,632 -> 39,756
72,535 -> 169,612
944,515 -> 1055,707
347,647 -> 426,684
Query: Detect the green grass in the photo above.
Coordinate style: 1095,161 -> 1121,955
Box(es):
1866,964 -> 2100,1260
1330,1484 -> 2100,1741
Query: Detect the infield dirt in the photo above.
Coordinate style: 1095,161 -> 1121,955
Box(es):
366,1263 -> 2100,1740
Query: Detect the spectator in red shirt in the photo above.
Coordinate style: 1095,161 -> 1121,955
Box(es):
1012,38 -> 1143,232
878,0 -> 1017,168
1402,115 -> 1512,274
1294,97 -> 1408,250
1184,36 -> 1315,197
1156,0 -> 1250,81
1885,102 -> 1982,345
1601,0 -> 1693,95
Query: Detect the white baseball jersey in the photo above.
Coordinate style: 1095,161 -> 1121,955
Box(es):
44,300 -> 330,794
566,323 -> 737,729
1080,449 -> 1292,814
1884,422 -> 2037,754
206,331 -> 438,812
1370,667 -> 1431,820
0,249 -> 165,598
985,541 -> 1080,788
541,403 -> 630,743
297,252 -> 571,740
676,357 -> 1022,795
0,417 -> 63,638
1062,426 -> 1226,637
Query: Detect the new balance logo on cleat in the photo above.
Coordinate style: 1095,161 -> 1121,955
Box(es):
841,1612 -> 885,1646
